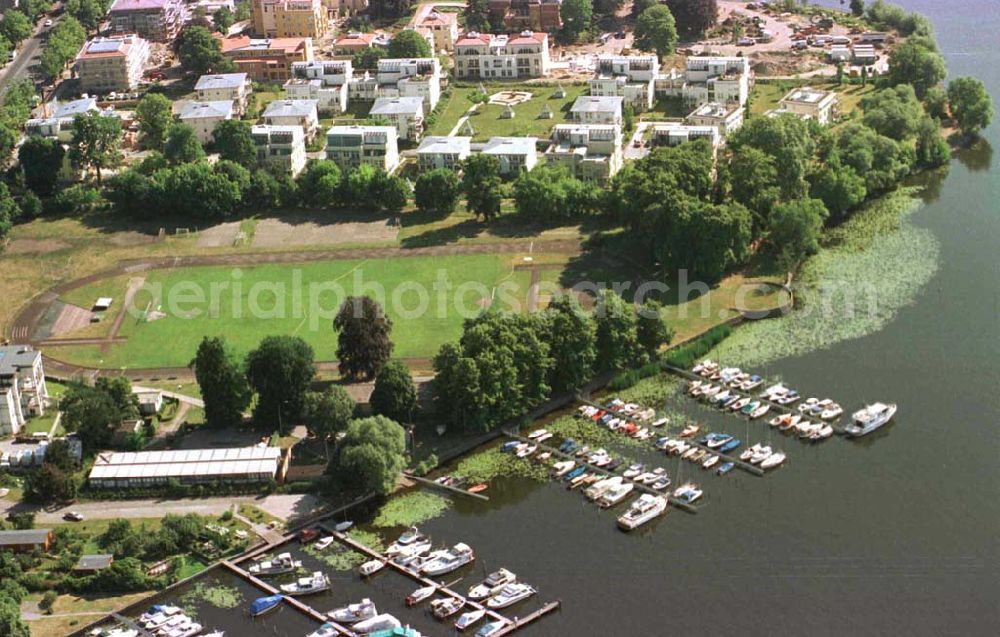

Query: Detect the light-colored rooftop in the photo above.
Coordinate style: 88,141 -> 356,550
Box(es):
0,345 -> 41,377
53,97 -> 98,119
571,96 -> 623,114
88,447 -> 281,481
263,99 -> 318,118
417,136 -> 471,155
195,73 -> 249,91
370,96 -> 424,116
482,136 -> 538,155
178,100 -> 234,120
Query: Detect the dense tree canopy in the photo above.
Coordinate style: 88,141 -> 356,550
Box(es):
887,36 -> 946,98
766,198 -> 828,271
70,113 -> 122,183
296,159 -> 341,207
513,165 -> 600,221
192,336 -> 251,429
595,290 -> 643,371
542,295 -> 597,393
40,17 -> 86,81
0,11 -> 32,45
834,122 -> 915,193
331,415 -> 407,494
728,115 -> 818,200
634,5 -> 678,59
19,136 -> 65,196
60,384 -> 122,451
164,123 -> 206,164
388,29 -> 432,58
561,0 -> 593,42
213,119 -> 257,168
947,76 -> 994,135
334,296 -> 394,380
370,360 -> 418,423
462,154 -> 502,221
810,160 -> 867,221
245,335 -> 315,429
861,84 -> 924,141
665,0 -> 718,37
135,93 -> 173,150
636,299 -> 674,358
302,386 -> 355,441
157,161 -> 244,219
178,26 -> 228,76
414,168 -> 461,217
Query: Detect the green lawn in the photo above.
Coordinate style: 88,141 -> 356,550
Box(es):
429,84 -> 589,141
54,254 -> 528,368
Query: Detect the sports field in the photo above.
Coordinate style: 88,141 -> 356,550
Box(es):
54,254 -> 538,368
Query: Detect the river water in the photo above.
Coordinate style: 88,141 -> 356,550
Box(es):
410,3 -> 1000,635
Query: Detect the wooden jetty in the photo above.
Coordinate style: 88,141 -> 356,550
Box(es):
576,398 -> 764,477
112,613 -> 156,637
403,471 -> 490,501
663,364 -> 848,435
503,432 -> 699,514
220,559 -> 358,636
492,600 -> 562,636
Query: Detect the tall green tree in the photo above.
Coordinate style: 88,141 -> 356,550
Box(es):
861,84 -> 924,141
595,290 -> 642,371
296,159 -> 341,207
947,76 -> 994,135
914,115 -> 951,167
302,386 -> 354,442
766,198 -> 828,271
18,136 -> 65,196
810,159 -> 866,221
70,113 -> 122,184
414,168 -> 461,217
95,376 -> 140,419
463,0 -> 489,31
333,296 -> 393,380
0,597 -> 30,637
213,6 -> 235,33
634,5 -> 678,59
157,161 -> 244,219
665,0 -> 717,36
850,0 -> 865,17
135,93 -> 173,150
60,384 -> 122,451
212,119 -> 257,168
543,295 -> 597,393
177,26 -> 228,76
636,299 -> 673,358
462,154 -> 502,221
24,463 -> 78,504
65,0 -> 112,30
245,335 -> 315,429
0,11 -> 32,45
887,36 -> 946,98
387,29 -> 432,58
40,17 -> 86,81
163,123 -> 206,164
370,360 -> 418,423
192,336 -> 251,429
330,416 -> 407,494
560,0 -> 593,42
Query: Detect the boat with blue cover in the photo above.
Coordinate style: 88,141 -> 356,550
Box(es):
718,438 -> 741,453
249,595 -> 283,617
717,462 -> 735,475
562,466 -> 586,481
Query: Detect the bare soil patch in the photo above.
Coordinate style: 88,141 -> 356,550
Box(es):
51,303 -> 96,337
107,231 -> 159,247
251,218 -> 399,248
4,238 -> 71,254
195,221 -> 241,247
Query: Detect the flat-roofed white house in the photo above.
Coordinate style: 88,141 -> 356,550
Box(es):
252,124 -> 307,176
0,345 -> 48,436
24,97 -> 101,141
177,100 -> 234,143
589,55 -> 660,111
686,101 -> 744,136
413,9 -> 458,51
74,34 -> 150,94
768,87 -> 839,125
651,122 -> 720,148
571,96 -> 623,126
370,96 -> 425,142
453,31 -> 550,80
262,98 -> 319,140
326,125 -> 400,173
416,135 -> 471,171
195,72 -> 251,115
286,60 -> 352,113
545,124 -> 623,183
482,136 -> 538,175
655,56 -> 752,107
375,57 -> 441,109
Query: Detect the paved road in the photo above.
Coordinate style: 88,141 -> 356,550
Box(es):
1,494 -> 321,523
0,9 -> 61,97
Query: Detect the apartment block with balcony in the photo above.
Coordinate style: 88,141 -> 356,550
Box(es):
0,345 -> 48,436
220,36 -> 314,83
286,60 -> 352,113
413,8 -> 458,51
178,100 -> 234,143
482,136 -> 538,175
487,0 -> 562,33
768,87 -> 839,125
326,125 -> 400,173
262,99 -> 319,141
416,136 -> 471,171
195,72 -> 251,115
570,96 -> 623,126
544,124 -> 622,183
655,56 -> 752,107
108,0 -> 186,42
74,35 -> 150,94
369,96 -> 425,142
252,125 -> 307,175
370,57 -> 441,110
685,101 -> 744,136
651,122 -> 720,148
589,54 -> 659,111
453,31 -> 550,80
252,0 -> 328,39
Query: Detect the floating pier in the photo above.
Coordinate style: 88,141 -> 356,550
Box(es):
503,432 -> 699,514
403,471 -> 490,501
492,600 -> 562,636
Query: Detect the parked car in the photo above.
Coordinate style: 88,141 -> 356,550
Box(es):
64,511 -> 84,522
44,19 -> 53,27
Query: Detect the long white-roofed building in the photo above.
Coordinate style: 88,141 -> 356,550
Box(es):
88,447 -> 283,488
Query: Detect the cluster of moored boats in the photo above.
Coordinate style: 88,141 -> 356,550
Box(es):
358,527 -> 476,579
137,605 -> 221,637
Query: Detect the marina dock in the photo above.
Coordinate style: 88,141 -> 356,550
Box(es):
403,471 -> 490,501
503,432 -> 700,514
319,525 -> 560,633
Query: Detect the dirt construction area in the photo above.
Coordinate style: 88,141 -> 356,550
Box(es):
251,218 -> 399,248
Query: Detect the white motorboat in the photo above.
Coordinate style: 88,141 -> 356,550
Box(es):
476,620 -> 507,637
280,571 -> 330,596
515,444 -> 537,458
166,621 -> 202,637
730,397 -> 751,412
711,389 -> 731,404
622,463 -> 645,479
651,474 -> 672,490
330,599 -> 377,624
388,538 -> 431,559
812,424 -> 834,440
687,379 -> 704,394
798,421 -> 823,439
672,442 -> 691,456
140,606 -> 182,625
430,596 -> 465,619
679,424 -> 700,437
308,623 -> 340,637
759,452 -> 787,470
248,553 -> 300,576
701,385 -> 722,399
421,543 -> 475,576
845,403 -> 897,437
651,417 -> 669,427
536,433 -> 553,444
681,447 -> 698,460
672,482 -> 703,504
584,476 -> 622,500
749,404 -> 770,419
313,536 -> 334,550
468,568 -> 517,600
702,454 -> 720,469
455,609 -> 487,631
820,403 -> 844,420
617,494 -> 667,530
780,415 -> 801,431
749,446 -> 773,464
406,585 -> 437,606
353,614 -> 401,634
359,559 -> 386,577
551,460 -> 575,477
486,583 -> 537,609
740,443 -> 762,461
598,481 -> 635,508
386,527 -> 424,554
527,428 -> 548,439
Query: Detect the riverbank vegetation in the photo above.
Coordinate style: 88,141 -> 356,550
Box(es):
372,492 -> 450,528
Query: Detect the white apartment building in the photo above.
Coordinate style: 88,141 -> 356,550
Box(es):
373,58 -> 441,109
482,136 -> 538,175
25,97 -> 101,141
416,136 -> 471,171
651,122 -> 720,148
251,124 -> 307,175
413,9 -> 458,51
74,35 -> 150,94
655,56 -> 752,107
262,98 -> 319,140
453,31 -> 550,80
326,125 -> 400,173
769,87 -> 839,125
545,124 -> 623,183
177,100 -> 234,143
571,96 -> 623,126
286,60 -> 352,113
589,54 -> 660,111
369,96 -> 425,142
0,345 -> 47,436
195,73 -> 251,115
686,101 -> 744,136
